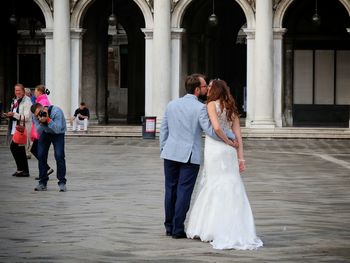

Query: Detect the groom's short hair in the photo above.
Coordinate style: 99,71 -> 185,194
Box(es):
185,73 -> 205,94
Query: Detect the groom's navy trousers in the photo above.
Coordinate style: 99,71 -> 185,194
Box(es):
164,158 -> 200,236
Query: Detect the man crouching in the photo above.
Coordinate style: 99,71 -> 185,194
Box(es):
31,103 -> 67,192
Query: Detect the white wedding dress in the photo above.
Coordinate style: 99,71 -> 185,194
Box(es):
186,101 -> 263,250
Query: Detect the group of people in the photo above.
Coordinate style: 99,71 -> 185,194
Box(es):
4,74 -> 261,250
3,84 -> 88,192
160,74 -> 263,250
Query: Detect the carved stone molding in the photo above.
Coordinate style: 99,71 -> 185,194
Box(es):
246,0 -> 284,12
47,0 -> 180,15
171,27 -> 185,39
141,28 -> 153,39
146,0 -> 154,12
273,0 -> 283,10
71,28 -> 86,39
70,0 -> 81,13
44,0 -> 53,12
273,27 -> 287,39
246,0 -> 255,12
243,28 -> 255,39
171,0 -> 181,12
146,0 -> 180,13
44,0 -> 82,14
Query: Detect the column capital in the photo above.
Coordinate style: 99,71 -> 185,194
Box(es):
147,0 -> 180,12
41,28 -> 53,39
243,28 -> 255,39
273,28 -> 287,39
171,28 -> 185,39
141,28 -> 153,39
70,28 -> 86,39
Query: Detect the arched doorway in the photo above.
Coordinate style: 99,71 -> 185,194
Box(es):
181,0 -> 247,116
283,0 -> 350,127
81,0 -> 145,124
0,0 -> 45,112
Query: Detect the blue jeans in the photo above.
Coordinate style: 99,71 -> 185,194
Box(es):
38,132 -> 66,186
164,159 -> 200,236
30,139 -> 51,171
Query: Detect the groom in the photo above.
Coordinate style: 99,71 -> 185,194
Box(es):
160,73 -> 236,238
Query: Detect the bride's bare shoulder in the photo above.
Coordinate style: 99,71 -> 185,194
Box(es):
207,101 -> 216,106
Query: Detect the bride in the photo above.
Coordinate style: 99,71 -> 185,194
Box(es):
186,79 -> 263,250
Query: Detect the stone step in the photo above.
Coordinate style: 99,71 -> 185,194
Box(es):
1,124 -> 349,139
241,127 -> 350,139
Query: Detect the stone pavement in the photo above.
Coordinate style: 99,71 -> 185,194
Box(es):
0,137 -> 349,263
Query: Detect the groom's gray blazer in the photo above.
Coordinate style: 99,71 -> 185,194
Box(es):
160,94 -> 235,165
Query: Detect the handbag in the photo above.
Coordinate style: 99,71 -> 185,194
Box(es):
12,116 -> 27,145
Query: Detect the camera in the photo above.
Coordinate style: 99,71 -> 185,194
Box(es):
39,110 -> 47,117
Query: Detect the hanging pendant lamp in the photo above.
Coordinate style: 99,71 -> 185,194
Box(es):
108,0 -> 117,35
208,0 -> 218,27
312,0 -> 321,25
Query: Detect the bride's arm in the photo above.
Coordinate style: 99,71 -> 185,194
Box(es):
231,116 -> 245,172
207,101 -> 232,145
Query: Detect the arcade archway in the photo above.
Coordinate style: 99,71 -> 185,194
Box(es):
181,0 -> 248,115
81,0 -> 145,124
283,0 -> 350,127
0,0 -> 46,111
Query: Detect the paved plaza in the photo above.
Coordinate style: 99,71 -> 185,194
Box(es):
0,136 -> 349,263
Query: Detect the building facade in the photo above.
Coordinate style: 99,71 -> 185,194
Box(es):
0,0 -> 349,127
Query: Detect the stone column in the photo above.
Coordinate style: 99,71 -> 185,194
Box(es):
284,40 -> 293,127
70,28 -> 85,117
171,28 -> 185,100
273,28 -> 287,127
53,0 -> 71,118
348,29 -> 350,128
0,41 -> 4,105
96,19 -> 108,123
41,29 -> 53,93
153,0 -> 171,122
243,29 -> 255,128
142,29 -> 153,116
96,36 -> 108,123
252,0 -> 275,128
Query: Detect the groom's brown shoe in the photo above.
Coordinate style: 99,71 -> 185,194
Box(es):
172,233 -> 187,239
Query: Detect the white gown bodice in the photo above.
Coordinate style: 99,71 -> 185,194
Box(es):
214,100 -> 232,132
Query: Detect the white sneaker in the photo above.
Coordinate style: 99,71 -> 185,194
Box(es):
58,184 -> 67,192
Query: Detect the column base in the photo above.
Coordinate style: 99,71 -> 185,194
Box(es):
249,119 -> 276,129
245,118 -> 253,128
282,109 -> 293,127
274,118 -> 283,128
97,115 -> 106,124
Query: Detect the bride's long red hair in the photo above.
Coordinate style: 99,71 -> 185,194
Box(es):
207,79 -> 239,122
